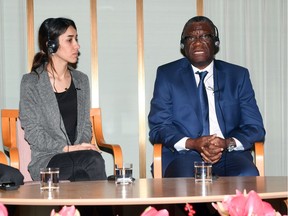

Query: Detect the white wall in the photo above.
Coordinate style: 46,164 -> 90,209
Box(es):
1,0 -> 26,109
0,0 -> 287,178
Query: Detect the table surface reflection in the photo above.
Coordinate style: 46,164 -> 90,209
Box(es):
0,176 -> 287,206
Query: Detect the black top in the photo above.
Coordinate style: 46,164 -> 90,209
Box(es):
55,81 -> 77,144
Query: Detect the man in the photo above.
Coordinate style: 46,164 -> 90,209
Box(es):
148,16 -> 265,178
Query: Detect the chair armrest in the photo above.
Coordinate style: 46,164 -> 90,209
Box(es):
9,147 -> 20,169
91,108 -> 123,171
254,141 -> 264,176
153,143 -> 162,178
0,151 -> 8,165
98,141 -> 123,170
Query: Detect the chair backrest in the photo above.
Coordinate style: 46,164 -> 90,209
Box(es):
1,109 -> 32,182
1,109 -> 20,169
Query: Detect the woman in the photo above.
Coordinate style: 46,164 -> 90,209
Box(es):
19,17 -> 107,181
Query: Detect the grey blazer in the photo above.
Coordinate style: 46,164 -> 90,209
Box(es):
19,65 -> 92,180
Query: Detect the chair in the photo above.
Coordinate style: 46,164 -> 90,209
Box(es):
0,150 -> 8,165
153,141 -> 265,178
1,108 -> 123,181
1,110 -> 20,169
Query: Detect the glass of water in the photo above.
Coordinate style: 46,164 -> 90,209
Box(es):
115,163 -> 133,185
40,167 -> 60,191
194,161 -> 212,183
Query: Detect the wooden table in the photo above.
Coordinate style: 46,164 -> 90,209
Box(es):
0,176 -> 287,206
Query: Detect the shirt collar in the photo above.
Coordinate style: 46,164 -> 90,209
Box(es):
191,60 -> 214,75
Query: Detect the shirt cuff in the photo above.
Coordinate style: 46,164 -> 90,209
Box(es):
174,136 -> 244,151
174,137 -> 190,151
233,137 -> 244,151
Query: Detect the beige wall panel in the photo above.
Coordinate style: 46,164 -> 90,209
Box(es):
144,0 -> 197,177
33,0 -> 92,82
97,0 -> 139,177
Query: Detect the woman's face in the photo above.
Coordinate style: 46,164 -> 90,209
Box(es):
182,21 -> 215,69
54,26 -> 80,64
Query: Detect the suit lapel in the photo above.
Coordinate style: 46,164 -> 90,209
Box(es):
180,60 -> 202,124
213,61 -> 226,135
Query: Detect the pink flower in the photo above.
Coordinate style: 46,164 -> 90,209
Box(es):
184,203 -> 196,216
244,190 -> 276,216
212,190 -> 279,216
140,206 -> 169,216
50,205 -> 80,216
0,203 -> 8,216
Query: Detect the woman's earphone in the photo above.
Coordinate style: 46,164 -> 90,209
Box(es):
47,39 -> 58,54
46,19 -> 59,54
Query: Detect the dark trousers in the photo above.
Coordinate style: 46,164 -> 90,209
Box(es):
48,150 -> 112,215
163,148 -> 259,177
47,150 -> 107,181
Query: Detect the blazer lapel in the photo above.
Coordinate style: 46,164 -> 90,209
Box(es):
37,71 -> 67,137
180,60 -> 202,123
213,62 -> 226,135
71,71 -> 86,141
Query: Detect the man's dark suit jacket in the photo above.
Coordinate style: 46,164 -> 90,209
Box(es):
148,58 -> 265,174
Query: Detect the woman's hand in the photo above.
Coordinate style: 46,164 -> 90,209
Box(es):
63,143 -> 102,153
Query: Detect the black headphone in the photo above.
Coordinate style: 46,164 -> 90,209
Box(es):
46,19 -> 59,54
47,39 -> 58,54
213,25 -> 220,47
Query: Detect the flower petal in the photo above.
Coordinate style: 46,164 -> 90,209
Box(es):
212,202 -> 229,216
0,204 -> 8,216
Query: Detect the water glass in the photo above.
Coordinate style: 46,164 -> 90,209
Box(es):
115,163 -> 133,185
194,161 -> 212,182
40,167 -> 60,191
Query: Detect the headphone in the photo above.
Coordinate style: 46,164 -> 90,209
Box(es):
47,39 -> 58,54
46,19 -> 59,54
213,25 -> 220,47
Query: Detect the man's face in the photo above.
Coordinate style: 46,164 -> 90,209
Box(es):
182,21 -> 216,69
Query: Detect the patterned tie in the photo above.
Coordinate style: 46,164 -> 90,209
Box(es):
197,71 -> 209,135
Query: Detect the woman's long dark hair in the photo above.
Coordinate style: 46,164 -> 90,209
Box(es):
31,17 -> 77,73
